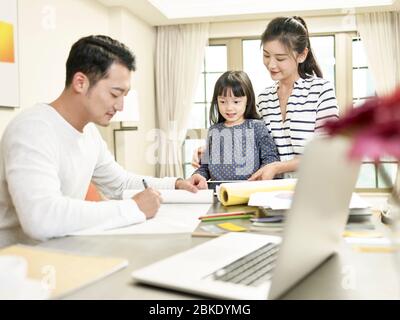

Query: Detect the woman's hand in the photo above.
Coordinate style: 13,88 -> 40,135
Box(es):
191,146 -> 205,169
248,163 -> 279,181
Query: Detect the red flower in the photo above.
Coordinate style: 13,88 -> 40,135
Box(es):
324,87 -> 400,161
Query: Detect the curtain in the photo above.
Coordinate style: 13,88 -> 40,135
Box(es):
356,11 -> 400,96
155,23 -> 209,177
357,12 -> 400,212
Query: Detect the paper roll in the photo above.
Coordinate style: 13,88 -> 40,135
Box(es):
219,179 -> 297,206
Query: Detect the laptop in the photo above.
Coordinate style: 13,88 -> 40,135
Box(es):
132,136 -> 361,299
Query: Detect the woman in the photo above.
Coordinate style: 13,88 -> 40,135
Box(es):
192,16 -> 339,180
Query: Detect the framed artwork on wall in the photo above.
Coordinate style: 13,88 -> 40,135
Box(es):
0,0 -> 19,108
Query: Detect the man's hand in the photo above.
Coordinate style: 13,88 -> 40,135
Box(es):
191,146 -> 205,169
132,188 -> 162,219
175,175 -> 207,192
248,163 -> 279,181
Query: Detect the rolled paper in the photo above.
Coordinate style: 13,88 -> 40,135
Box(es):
219,179 -> 297,206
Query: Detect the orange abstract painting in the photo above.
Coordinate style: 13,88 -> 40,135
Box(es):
0,21 -> 15,63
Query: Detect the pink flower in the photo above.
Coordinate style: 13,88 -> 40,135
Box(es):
324,87 -> 400,161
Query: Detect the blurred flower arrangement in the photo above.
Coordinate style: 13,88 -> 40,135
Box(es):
324,87 -> 400,277
324,88 -> 400,162
324,88 -> 400,206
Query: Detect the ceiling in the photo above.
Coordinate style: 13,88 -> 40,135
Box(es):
97,0 -> 400,26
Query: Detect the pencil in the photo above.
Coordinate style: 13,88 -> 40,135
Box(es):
198,211 -> 255,220
200,214 -> 254,222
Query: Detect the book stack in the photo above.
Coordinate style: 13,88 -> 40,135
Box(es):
250,215 -> 285,233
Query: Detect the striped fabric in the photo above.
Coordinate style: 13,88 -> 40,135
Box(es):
257,77 -> 339,162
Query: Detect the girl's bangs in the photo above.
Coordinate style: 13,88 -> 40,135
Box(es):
218,79 -> 245,97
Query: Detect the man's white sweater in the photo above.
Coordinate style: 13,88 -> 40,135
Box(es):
0,104 -> 176,240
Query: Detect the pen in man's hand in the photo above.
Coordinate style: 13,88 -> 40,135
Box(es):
142,179 -> 149,189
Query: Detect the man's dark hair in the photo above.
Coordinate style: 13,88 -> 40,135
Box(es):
65,35 -> 136,88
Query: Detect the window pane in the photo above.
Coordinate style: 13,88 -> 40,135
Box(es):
194,74 -> 205,102
352,39 -> 368,68
242,39 -> 274,97
205,73 -> 222,102
243,37 -> 335,97
183,139 -> 206,164
356,163 -> 376,188
309,36 -> 335,85
205,45 -> 227,72
381,156 -> 398,162
187,103 -> 206,129
353,68 -> 375,98
377,163 -> 398,188
352,98 -> 368,108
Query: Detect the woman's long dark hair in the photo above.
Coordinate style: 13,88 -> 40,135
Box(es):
209,71 -> 260,125
261,16 -> 323,79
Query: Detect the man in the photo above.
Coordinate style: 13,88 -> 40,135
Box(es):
0,35 -> 207,241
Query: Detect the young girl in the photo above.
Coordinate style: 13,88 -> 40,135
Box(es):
192,71 -> 279,181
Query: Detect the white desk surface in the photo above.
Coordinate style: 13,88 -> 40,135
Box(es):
1,194 -> 399,299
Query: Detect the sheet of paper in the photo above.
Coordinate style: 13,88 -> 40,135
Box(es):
343,237 -> 391,246
248,190 -> 293,210
123,189 -> 214,204
248,191 -> 371,210
70,203 -> 211,236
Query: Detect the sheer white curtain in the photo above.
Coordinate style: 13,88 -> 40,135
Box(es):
155,23 -> 209,177
356,11 -> 400,96
357,12 -> 400,218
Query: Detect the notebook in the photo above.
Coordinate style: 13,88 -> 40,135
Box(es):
248,190 -> 372,218
132,136 -> 361,299
123,189 -> 214,203
0,245 -> 128,299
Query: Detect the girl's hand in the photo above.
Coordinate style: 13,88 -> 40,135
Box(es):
191,146 -> 205,169
189,174 -> 208,190
248,163 -> 279,181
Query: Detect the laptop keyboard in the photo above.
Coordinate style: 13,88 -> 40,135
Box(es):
208,243 -> 279,287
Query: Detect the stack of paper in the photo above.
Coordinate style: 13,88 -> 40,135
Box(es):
250,216 -> 284,233
248,190 -> 372,217
123,189 -> 214,203
71,203 -> 212,236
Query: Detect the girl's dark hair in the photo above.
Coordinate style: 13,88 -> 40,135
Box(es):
209,71 -> 260,125
65,35 -> 136,88
261,16 -> 322,78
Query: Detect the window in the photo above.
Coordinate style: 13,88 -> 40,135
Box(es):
309,36 -> 335,86
352,37 -> 375,107
352,37 -> 397,190
182,44 -> 228,178
242,39 -> 273,96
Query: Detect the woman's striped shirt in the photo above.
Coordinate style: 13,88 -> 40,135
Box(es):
257,77 -> 339,162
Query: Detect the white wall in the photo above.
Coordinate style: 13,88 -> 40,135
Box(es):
1,0 -> 109,134
209,14 -> 357,39
107,7 -> 157,175
0,0 -> 157,176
